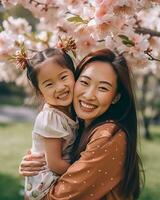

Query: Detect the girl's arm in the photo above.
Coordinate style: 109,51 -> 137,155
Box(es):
44,137 -> 70,175
19,138 -> 70,176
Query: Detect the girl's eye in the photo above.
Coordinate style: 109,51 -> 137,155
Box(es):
46,83 -> 53,87
80,80 -> 88,86
61,75 -> 68,80
99,87 -> 109,92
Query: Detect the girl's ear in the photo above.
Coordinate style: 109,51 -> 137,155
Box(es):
112,93 -> 121,104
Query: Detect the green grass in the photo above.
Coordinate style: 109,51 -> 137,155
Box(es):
0,122 -> 32,200
139,125 -> 160,200
0,123 -> 160,200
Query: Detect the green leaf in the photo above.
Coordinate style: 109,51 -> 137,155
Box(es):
122,40 -> 135,47
118,34 -> 129,40
118,34 -> 135,47
67,16 -> 88,24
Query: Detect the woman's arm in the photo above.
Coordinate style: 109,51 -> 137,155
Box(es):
19,151 -> 46,176
44,138 -> 70,174
43,123 -> 127,200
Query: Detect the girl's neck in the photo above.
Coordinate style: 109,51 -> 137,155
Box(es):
47,103 -> 73,120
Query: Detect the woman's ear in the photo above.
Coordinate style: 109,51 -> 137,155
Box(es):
112,93 -> 121,104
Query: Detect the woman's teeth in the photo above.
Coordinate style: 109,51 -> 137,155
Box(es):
80,101 -> 97,111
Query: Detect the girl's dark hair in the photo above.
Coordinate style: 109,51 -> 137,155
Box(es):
71,49 -> 144,199
25,48 -> 75,93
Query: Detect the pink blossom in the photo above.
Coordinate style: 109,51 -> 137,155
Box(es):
0,32 -> 15,60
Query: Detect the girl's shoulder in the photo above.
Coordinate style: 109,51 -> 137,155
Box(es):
36,105 -> 64,123
33,105 -> 75,138
41,103 -> 76,126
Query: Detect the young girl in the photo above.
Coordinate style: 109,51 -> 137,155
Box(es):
21,48 -> 77,200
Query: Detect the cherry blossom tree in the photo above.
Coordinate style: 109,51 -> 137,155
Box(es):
0,0 -> 160,138
1,1 -> 160,66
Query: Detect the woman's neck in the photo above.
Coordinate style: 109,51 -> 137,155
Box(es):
84,120 -> 92,128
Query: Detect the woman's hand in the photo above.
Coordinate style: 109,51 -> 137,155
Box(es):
19,150 -> 46,177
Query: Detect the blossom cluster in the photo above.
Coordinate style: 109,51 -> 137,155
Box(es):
0,0 -> 160,83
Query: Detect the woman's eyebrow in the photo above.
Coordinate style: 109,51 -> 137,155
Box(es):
99,81 -> 112,87
80,75 -> 91,80
80,75 -> 112,86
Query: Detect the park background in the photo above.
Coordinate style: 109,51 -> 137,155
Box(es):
0,2 -> 160,200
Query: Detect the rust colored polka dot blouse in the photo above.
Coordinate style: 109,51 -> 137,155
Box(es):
42,122 -> 133,200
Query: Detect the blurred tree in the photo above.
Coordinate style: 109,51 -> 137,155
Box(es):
136,72 -> 160,139
0,4 -> 38,29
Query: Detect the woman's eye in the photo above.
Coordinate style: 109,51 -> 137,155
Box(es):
99,87 -> 108,91
61,75 -> 68,80
80,80 -> 88,86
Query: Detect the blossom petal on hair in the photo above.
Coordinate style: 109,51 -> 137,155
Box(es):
9,43 -> 28,70
57,36 -> 77,58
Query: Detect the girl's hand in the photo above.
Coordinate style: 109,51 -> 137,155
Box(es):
19,150 -> 46,177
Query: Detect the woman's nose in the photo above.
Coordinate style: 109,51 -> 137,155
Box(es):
83,87 -> 96,100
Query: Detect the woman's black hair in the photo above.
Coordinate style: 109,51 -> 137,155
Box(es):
71,49 -> 144,199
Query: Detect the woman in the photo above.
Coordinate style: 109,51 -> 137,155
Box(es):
20,49 -> 143,200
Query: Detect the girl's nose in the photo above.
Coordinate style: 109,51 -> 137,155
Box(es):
56,82 -> 65,92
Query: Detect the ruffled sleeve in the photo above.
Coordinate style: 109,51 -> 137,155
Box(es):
42,122 -> 127,200
33,109 -> 70,138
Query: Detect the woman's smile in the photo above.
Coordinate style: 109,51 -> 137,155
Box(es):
79,100 -> 98,112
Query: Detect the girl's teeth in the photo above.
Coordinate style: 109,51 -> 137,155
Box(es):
58,92 -> 68,99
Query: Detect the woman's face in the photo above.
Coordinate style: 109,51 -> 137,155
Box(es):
73,61 -> 117,126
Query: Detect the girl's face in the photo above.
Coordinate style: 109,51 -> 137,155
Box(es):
37,58 -> 75,109
74,61 -> 117,126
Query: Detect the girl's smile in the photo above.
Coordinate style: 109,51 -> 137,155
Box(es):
37,57 -> 75,109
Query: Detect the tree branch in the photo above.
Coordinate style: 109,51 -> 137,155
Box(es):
144,50 -> 160,62
29,0 -> 58,11
135,27 -> 160,37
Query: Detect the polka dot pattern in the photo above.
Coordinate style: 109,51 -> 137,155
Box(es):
45,122 -> 127,200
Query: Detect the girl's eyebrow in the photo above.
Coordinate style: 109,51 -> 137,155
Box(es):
59,70 -> 69,76
42,79 -> 52,85
80,75 -> 112,87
